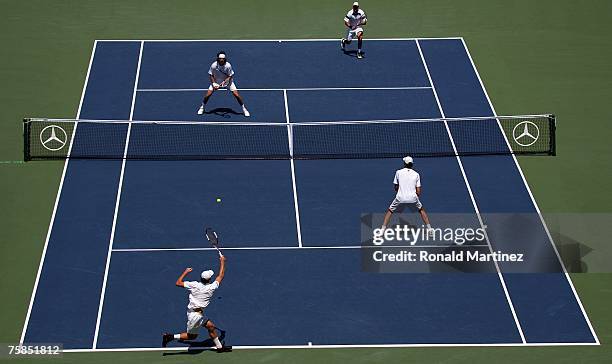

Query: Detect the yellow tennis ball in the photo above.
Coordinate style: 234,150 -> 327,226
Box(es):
216,198 -> 221,203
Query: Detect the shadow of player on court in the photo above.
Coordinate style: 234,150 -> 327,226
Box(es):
162,328 -> 231,356
343,49 -> 365,58
205,107 -> 244,118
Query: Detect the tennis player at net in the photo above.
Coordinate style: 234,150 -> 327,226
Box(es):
382,156 -> 433,234
162,255 -> 230,352
340,2 -> 367,59
198,51 -> 250,117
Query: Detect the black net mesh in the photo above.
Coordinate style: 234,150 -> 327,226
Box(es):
23,115 -> 555,161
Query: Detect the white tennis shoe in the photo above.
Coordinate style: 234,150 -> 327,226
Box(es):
242,105 -> 250,117
197,104 -> 205,115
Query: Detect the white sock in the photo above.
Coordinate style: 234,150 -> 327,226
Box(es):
426,224 -> 432,229
358,48 -> 362,52
173,334 -> 181,339
381,225 -> 386,230
213,337 -> 222,349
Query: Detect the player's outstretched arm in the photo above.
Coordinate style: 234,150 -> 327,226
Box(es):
175,267 -> 192,287
215,256 -> 226,285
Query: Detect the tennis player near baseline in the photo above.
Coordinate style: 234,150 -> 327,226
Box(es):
340,2 -> 367,59
197,51 -> 250,117
162,255 -> 229,352
381,156 -> 433,234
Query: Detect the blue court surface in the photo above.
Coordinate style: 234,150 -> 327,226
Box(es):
21,38 -> 598,351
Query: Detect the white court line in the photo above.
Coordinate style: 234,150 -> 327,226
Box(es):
19,40 -> 98,345
137,86 -> 432,92
92,41 -> 143,349
76,42 -> 98,118
284,89 -> 303,248
112,244 -> 491,252
415,39 -> 526,343
460,38 -> 600,345
96,37 -> 463,42
62,341 -> 598,352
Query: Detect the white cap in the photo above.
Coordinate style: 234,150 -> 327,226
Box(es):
403,156 -> 413,164
201,270 -> 214,280
353,1 -> 359,6
217,53 -> 226,59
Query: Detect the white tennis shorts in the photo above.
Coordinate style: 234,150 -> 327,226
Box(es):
346,27 -> 364,41
186,311 -> 209,334
388,197 -> 423,212
209,81 -> 238,92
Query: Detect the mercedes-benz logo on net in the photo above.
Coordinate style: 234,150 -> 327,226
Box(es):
39,125 -> 68,151
512,120 -> 540,147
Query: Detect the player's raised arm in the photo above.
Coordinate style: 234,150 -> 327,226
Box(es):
215,255 -> 226,285
175,267 -> 192,287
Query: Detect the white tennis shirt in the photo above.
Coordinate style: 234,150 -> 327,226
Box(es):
344,9 -> 367,29
184,280 -> 219,310
393,168 -> 421,203
208,61 -> 234,83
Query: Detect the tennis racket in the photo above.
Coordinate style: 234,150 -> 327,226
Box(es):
212,79 -> 229,90
205,227 -> 224,257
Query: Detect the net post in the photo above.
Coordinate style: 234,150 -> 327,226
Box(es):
23,118 -> 31,162
549,114 -> 556,156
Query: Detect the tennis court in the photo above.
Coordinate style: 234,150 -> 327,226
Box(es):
20,38 -> 598,351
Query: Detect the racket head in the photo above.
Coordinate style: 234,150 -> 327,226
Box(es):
205,227 -> 219,246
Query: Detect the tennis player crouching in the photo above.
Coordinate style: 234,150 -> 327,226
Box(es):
382,156 -> 433,235
162,255 -> 230,352
197,51 -> 250,117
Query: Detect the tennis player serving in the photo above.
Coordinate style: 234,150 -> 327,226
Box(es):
162,255 -> 230,352
340,2 -> 367,59
381,156 -> 433,235
197,51 -> 250,117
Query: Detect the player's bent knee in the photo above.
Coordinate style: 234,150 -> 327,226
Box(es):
205,320 -> 216,331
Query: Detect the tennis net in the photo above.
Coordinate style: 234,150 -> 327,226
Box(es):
23,115 -> 555,161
